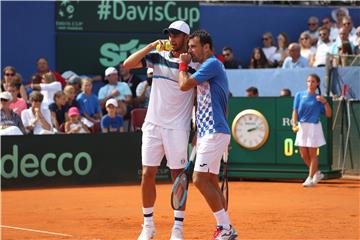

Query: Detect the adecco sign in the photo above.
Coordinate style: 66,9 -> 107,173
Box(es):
1,133 -> 143,188
1,145 -> 92,179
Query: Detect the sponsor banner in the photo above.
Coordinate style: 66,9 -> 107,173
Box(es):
56,33 -> 162,75
1,133 -> 145,188
55,1 -> 200,32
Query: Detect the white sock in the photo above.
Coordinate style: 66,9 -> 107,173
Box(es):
214,209 -> 230,229
143,207 -> 154,226
174,210 -> 185,229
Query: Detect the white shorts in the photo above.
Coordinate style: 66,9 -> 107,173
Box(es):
194,133 -> 230,175
141,122 -> 189,169
295,122 -> 326,148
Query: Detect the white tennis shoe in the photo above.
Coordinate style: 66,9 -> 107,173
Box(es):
138,224 -> 155,240
313,171 -> 324,184
302,176 -> 314,187
170,227 -> 183,240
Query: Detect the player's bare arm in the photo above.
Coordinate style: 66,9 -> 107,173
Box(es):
178,53 -> 197,91
123,40 -> 163,70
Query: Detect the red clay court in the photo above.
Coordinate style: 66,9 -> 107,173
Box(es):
2,178 -> 359,240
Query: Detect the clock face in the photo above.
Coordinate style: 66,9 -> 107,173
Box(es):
232,110 -> 269,150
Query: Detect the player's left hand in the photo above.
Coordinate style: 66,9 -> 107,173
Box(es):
316,95 -> 327,104
180,53 -> 191,64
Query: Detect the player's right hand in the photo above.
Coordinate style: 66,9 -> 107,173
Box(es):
151,39 -> 167,50
180,53 -> 191,64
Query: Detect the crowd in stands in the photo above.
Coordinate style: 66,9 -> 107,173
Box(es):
0,58 -> 153,136
1,8 -> 359,136
220,7 -> 359,69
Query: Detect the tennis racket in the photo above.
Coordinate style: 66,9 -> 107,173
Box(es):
221,148 -> 229,211
171,146 -> 197,210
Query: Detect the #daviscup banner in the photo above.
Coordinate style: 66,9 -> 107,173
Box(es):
55,0 -> 200,32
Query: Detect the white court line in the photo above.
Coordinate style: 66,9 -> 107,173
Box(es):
1,225 -> 73,237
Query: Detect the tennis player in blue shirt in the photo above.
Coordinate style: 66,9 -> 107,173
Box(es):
178,29 -> 237,240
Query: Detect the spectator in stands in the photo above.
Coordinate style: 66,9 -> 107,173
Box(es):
21,91 -> 53,135
280,88 -> 292,97
12,73 -> 28,101
64,85 -> 80,109
65,107 -> 89,134
331,7 -> 349,43
334,41 -> 354,67
118,63 -> 142,101
273,32 -> 289,67
67,75 -> 82,97
261,32 -> 277,65
312,27 -> 333,67
31,72 -> 62,109
249,47 -> 270,69
76,78 -> 102,129
246,87 -> 259,97
355,27 -> 360,55
341,16 -> 357,45
299,32 -> 316,64
6,83 -> 27,116
282,43 -> 309,69
321,17 -> 337,42
98,67 -> 132,117
222,47 -> 242,69
49,91 -> 69,132
2,66 -> 27,101
136,68 -> 152,108
330,27 -> 355,55
30,73 -> 43,84
34,57 -> 66,87
304,16 -> 320,46
332,7 -> 349,29
0,91 -> 26,135
101,98 -> 125,133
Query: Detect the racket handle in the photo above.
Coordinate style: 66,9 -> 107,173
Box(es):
223,148 -> 228,163
189,146 -> 197,161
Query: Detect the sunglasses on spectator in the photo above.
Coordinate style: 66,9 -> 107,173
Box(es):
319,33 -> 328,36
223,53 -> 230,57
5,73 -> 15,77
1,98 -> 9,102
308,23 -> 317,26
262,38 -> 270,41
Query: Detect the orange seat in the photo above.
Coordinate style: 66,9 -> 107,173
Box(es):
130,108 -> 147,132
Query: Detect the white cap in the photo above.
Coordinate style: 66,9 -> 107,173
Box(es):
61,70 -> 79,80
0,91 -> 13,101
147,68 -> 154,75
105,67 -> 118,77
105,98 -> 118,107
163,20 -> 190,35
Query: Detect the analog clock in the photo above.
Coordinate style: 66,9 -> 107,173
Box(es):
231,109 -> 270,150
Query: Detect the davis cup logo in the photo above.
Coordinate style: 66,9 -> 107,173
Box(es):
58,0 -> 80,20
